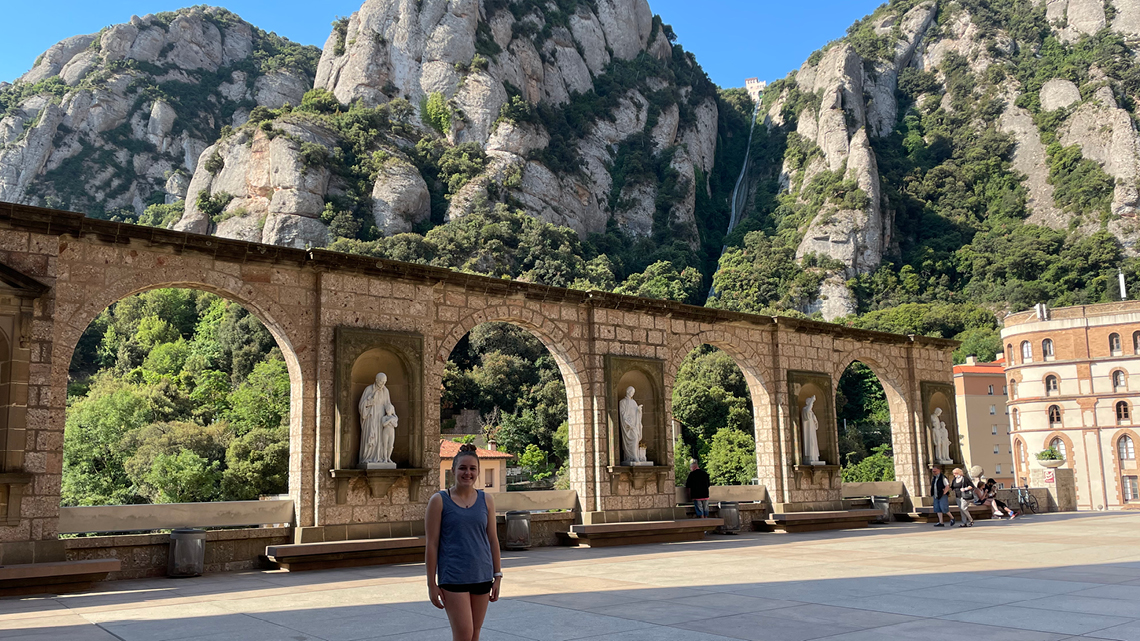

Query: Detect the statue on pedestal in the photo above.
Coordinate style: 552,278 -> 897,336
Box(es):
801,395 -> 824,465
619,386 -> 651,465
930,407 -> 952,464
359,372 -> 398,469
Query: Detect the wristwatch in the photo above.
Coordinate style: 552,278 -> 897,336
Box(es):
493,571 -> 503,578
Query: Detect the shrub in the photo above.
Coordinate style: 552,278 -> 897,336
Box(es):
705,427 -> 757,485
1036,447 -> 1063,461
421,92 -> 451,134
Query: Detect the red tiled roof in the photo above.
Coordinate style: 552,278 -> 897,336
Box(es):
439,440 -> 514,459
953,362 -> 1006,374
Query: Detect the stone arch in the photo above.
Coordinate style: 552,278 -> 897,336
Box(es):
829,348 -> 914,490
666,330 -> 772,406
1110,429 -> 1139,504
437,305 -> 586,398
666,329 -> 775,491
52,268 -> 313,520
435,304 -> 590,502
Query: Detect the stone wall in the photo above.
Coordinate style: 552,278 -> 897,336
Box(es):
64,527 -> 291,580
0,203 -> 958,563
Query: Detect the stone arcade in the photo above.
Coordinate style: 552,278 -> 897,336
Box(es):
0,202 -> 958,566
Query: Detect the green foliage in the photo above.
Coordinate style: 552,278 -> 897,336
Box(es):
840,444 -> 895,483
836,363 -> 891,465
519,444 -> 554,481
138,201 -> 185,228
674,436 -> 692,487
421,92 -> 452,134
331,17 -> 350,56
1047,143 -> 1114,215
196,191 -> 234,223
672,346 -> 753,466
1036,447 -> 1063,460
63,289 -> 289,506
442,322 -> 568,472
204,150 -> 225,175
705,428 -> 757,486
614,261 -> 702,303
299,88 -> 342,114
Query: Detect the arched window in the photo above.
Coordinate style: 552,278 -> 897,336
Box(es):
1111,333 -> 1123,356
1012,408 -> 1020,428
1048,405 -> 1062,428
1114,370 -> 1127,392
1119,435 -> 1136,460
1117,401 -> 1131,425
1134,331 -> 1140,355
1010,380 -> 1018,399
1042,338 -> 1055,360
1017,440 -> 1027,465
1007,343 -> 1014,363
1050,436 -> 1067,460
1045,375 -> 1059,396
1021,341 -> 1033,363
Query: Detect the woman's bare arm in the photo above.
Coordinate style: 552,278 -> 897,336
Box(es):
485,492 -> 502,602
424,493 -> 445,608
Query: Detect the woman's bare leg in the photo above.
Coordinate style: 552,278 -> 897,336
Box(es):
469,592 -> 491,641
443,590 -> 474,641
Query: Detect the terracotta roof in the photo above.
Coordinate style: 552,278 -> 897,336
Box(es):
953,362 -> 1006,374
439,440 -> 514,459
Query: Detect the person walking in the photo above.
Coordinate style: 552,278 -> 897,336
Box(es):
426,444 -> 503,641
685,459 -> 711,518
930,466 -> 953,527
950,468 -> 976,527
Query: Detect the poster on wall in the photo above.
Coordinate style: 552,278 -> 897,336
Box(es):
1044,469 -> 1055,484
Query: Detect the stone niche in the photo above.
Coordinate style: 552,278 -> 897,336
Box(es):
604,355 -> 669,493
332,328 -> 426,502
921,381 -> 962,466
788,370 -> 839,467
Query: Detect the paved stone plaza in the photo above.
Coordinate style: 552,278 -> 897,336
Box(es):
3,512 -> 1140,641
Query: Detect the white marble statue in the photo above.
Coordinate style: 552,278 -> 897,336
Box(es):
619,386 -> 650,465
801,395 -> 824,465
359,372 -> 398,469
930,407 -> 952,464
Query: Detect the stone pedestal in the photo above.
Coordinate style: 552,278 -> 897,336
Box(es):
1029,467 -> 1076,512
361,462 -> 397,470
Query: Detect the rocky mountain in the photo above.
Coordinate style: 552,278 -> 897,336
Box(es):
0,7 -> 320,220
165,0 -> 720,250
734,0 -> 1140,320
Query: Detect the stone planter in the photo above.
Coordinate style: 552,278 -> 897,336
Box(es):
1037,458 -> 1065,468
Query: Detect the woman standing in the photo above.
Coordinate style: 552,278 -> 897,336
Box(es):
950,468 -> 976,527
426,444 -> 503,641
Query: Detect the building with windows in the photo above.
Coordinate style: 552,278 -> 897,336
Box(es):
439,440 -> 515,492
954,355 -> 1014,487
744,77 -> 767,103
1002,302 -> 1140,510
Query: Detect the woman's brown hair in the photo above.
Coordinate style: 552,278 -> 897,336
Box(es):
453,443 -> 480,468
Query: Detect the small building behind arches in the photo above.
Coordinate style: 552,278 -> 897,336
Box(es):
1002,301 -> 1140,510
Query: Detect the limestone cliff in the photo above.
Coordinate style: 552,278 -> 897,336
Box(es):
175,0 -> 718,247
0,7 -> 319,218
752,0 -> 1140,319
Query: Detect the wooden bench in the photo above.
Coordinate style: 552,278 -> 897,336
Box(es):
264,536 -> 424,571
558,519 -> 723,548
761,509 -> 881,533
0,559 -> 121,596
905,504 -> 993,523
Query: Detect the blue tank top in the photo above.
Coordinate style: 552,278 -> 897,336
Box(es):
437,489 -> 493,585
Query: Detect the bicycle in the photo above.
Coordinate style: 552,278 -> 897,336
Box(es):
1015,485 -> 1038,515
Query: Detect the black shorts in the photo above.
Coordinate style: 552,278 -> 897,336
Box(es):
439,581 -> 493,595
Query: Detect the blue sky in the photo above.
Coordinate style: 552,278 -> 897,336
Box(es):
0,0 -> 884,88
